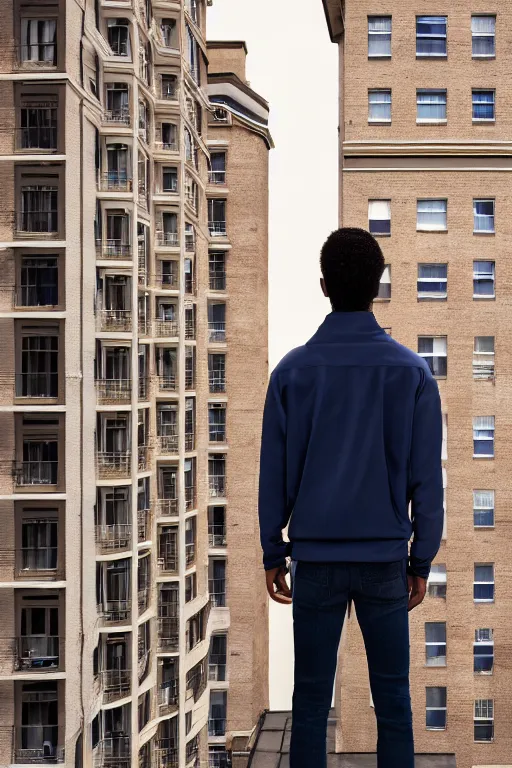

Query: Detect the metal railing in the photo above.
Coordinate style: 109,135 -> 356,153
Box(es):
0,548 -> 62,578
157,543 -> 178,574
99,669 -> 131,703
96,240 -> 132,259
96,452 -> 131,479
138,508 -> 150,542
153,745 -> 178,768
158,679 -> 179,714
138,315 -> 150,336
5,726 -> 64,764
99,173 -> 132,192
95,524 -> 132,552
208,322 -> 226,343
154,319 -> 179,337
209,427 -> 226,444
209,578 -> 226,607
185,236 -> 196,252
95,379 -> 132,404
16,210 -> 58,235
155,273 -> 179,289
138,586 -> 150,613
209,476 -> 226,498
15,373 -> 58,399
185,543 -> 195,567
102,110 -> 131,126
139,377 -> 149,400
15,635 -> 60,670
185,431 -> 195,452
13,460 -> 57,486
96,309 -> 132,332
209,372 -> 226,393
208,525 -> 227,548
156,232 -> 179,247
208,718 -> 227,737
97,600 -> 131,625
16,127 -> 57,151
208,171 -> 226,185
208,221 -> 227,237
185,485 -> 196,511
156,498 -> 179,518
157,617 -> 179,652
209,273 -> 227,291
93,737 -> 131,768
157,373 -> 178,392
154,140 -> 178,152
185,317 -> 196,340
138,445 -> 150,472
159,433 -> 179,455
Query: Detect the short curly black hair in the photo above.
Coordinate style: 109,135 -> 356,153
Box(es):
320,227 -> 385,312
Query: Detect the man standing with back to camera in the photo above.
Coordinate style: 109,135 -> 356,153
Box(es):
258,227 -> 444,768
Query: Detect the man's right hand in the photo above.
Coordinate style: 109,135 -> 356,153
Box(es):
407,574 -> 427,611
265,566 -> 292,605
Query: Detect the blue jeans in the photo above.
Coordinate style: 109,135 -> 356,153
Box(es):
290,560 -> 414,768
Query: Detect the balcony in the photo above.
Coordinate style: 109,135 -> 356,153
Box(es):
102,110 -> 131,126
158,374 -> 178,392
158,433 -> 178,456
99,669 -> 131,704
99,173 -> 132,192
209,476 -> 226,499
157,544 -> 178,576
4,726 -> 64,764
16,127 -> 58,152
154,319 -> 179,338
0,548 -> 63,580
13,460 -> 57,487
158,679 -> 179,715
157,617 -> 179,652
97,600 -> 131,626
156,232 -> 179,248
15,210 -> 58,237
96,452 -> 131,479
96,310 -> 132,333
138,508 -> 150,542
209,578 -> 226,608
93,737 -> 131,768
154,140 -> 178,152
156,498 -> 178,518
153,745 -> 178,768
208,322 -> 226,344
209,372 -> 226,393
95,524 -> 132,553
12,635 -> 60,671
208,171 -> 226,186
95,379 -> 132,405
208,221 -> 227,238
208,524 -> 226,548
96,240 -> 132,260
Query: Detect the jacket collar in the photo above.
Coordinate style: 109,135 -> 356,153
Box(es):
307,311 -> 384,344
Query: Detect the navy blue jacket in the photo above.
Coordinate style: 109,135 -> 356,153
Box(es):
258,311 -> 444,579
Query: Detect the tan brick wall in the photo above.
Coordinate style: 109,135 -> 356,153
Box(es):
207,44 -> 247,82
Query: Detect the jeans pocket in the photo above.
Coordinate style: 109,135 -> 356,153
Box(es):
296,561 -> 329,587
361,561 -> 402,585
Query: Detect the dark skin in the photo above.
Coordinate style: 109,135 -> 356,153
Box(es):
265,277 -> 427,612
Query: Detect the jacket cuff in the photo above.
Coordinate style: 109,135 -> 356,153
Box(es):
407,560 -> 430,580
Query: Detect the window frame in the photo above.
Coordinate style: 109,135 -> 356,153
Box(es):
426,686 -> 447,731
416,199 -> 447,232
418,336 -> 447,378
368,89 -> 392,123
473,416 -> 495,459
473,260 -> 495,299
473,336 -> 495,380
473,198 -> 495,234
416,89 -> 447,124
417,263 -> 448,300
472,89 -> 495,122
473,563 -> 495,603
368,16 -> 392,58
416,16 -> 448,58
474,699 -> 494,742
471,15 -> 496,59
425,622 -> 447,667
368,199 -> 391,236
473,629 -> 494,675
473,490 -> 495,529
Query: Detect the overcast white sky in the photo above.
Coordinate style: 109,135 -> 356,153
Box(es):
207,1 -> 338,710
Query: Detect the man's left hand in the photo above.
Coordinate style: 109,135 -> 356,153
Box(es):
265,566 -> 292,604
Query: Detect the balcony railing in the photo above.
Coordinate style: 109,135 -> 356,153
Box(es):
210,108 -> 229,124
154,140 -> 179,152
185,317 -> 196,340
185,543 -> 195,567
209,578 -> 226,607
185,485 -> 196,511
185,738 -> 199,764
96,310 -> 132,332
209,372 -> 226,393
158,434 -> 179,455
97,600 -> 131,625
208,221 -> 227,237
155,273 -> 179,290
0,548 -> 62,579
96,240 -> 132,260
96,452 -> 131,479
16,127 -> 58,152
95,524 -> 132,552
157,617 -> 179,652
208,322 -> 226,343
154,319 -> 178,337
102,110 -> 131,126
208,718 -> 227,737
139,377 -> 149,401
13,460 -> 57,486
185,431 -> 195,452
95,379 -> 132,404
153,745 -> 178,768
209,273 -> 227,292
5,726 -> 64,764
100,173 -> 132,192
209,476 -> 226,499
209,751 -> 229,768
99,669 -> 131,703
93,737 -> 131,768
208,171 -> 226,185
138,315 -> 150,336
156,232 -> 179,247
208,525 -> 227,548
138,445 -> 150,472
156,498 -> 178,518
158,679 -> 179,714
15,635 -> 60,671
158,374 -> 178,392
138,508 -> 150,542
16,210 -> 58,235
138,586 -> 150,613
208,660 -> 227,682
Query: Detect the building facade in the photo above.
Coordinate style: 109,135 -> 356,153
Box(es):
0,2 -> 271,766
323,2 -> 512,767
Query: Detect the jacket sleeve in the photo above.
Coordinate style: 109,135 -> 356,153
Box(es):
408,370 -> 444,579
258,371 -> 291,570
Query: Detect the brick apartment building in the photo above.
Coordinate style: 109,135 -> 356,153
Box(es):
0,1 -> 271,765
322,3 -> 512,767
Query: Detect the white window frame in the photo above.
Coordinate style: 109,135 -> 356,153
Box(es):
368,16 -> 392,58
473,490 -> 495,528
416,89 -> 447,124
417,263 -> 447,299
473,563 -> 495,603
426,687 -> 447,731
425,622 -> 447,667
368,199 -> 391,236
473,198 -> 495,233
472,89 -> 495,122
418,337 -> 447,378
427,565 -> 446,598
473,336 -> 495,379
471,16 -> 496,59
368,89 -> 392,123
416,199 -> 447,232
473,629 -> 494,675
473,416 -> 495,458
416,16 -> 447,58
474,699 -> 494,742
473,261 -> 495,299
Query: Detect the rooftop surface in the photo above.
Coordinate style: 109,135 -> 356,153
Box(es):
248,711 -> 457,768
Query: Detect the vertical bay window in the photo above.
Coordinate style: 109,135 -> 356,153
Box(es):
368,16 -> 391,57
158,211 -> 178,246
416,16 -> 447,57
473,416 -> 495,458
162,166 -> 178,193
160,18 -> 177,48
105,211 -> 131,257
368,200 -> 390,235
208,402 -> 226,443
106,144 -> 130,190
417,199 -> 447,231
20,19 -> 57,65
159,122 -> 177,150
105,83 -> 130,124
472,16 -> 496,58
473,490 -> 494,528
161,74 -> 178,100
474,629 -> 494,674
473,337 -> 495,379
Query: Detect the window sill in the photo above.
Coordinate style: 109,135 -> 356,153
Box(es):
472,55 -> 496,60
426,727 -> 447,732
370,232 -> 391,238
368,55 -> 392,60
374,298 -> 391,303
473,231 -> 495,235
474,600 -> 495,604
416,229 -> 448,233
473,456 -> 494,460
473,295 -> 495,300
418,296 -> 447,301
416,119 -> 447,125
474,525 -> 495,530
433,376 -> 447,381
416,54 -> 447,60
368,120 -> 392,125
472,119 -> 496,123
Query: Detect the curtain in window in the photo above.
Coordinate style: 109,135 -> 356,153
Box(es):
417,90 -> 446,120
368,200 -> 391,234
368,17 -> 391,56
473,261 -> 495,295
417,200 -> 446,230
473,199 -> 495,232
416,17 -> 447,56
472,91 -> 494,119
473,417 -> 495,456
21,19 -> 56,63
472,16 -> 495,56
417,264 -> 447,296
473,490 -> 494,526
368,90 -> 391,121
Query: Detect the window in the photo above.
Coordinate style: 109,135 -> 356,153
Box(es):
472,90 -> 495,121
19,186 -> 58,234
162,167 -> 178,193
472,16 -> 495,58
185,572 -> 196,602
21,518 -> 58,571
209,251 -> 226,291
19,256 -> 58,307
208,199 -> 227,236
209,454 -> 226,498
473,261 -> 495,298
416,90 -> 447,122
209,690 -> 227,736
209,403 -> 226,443
209,353 -> 226,393
474,629 -> 494,674
105,83 -> 129,123
20,19 -> 57,65
425,623 -> 446,666
368,16 -> 391,57
19,332 -> 59,398
208,302 -> 226,343
107,19 -> 130,57
417,199 -> 447,231
428,564 -> 446,598
473,337 -> 495,379
377,265 -> 391,300
161,74 -> 178,100
368,200 -> 390,235
473,417 -> 495,458
474,564 -> 494,602
210,152 -> 226,184
473,490 -> 495,528
416,16 -> 447,57
426,687 -> 447,730
20,101 -> 57,150
368,90 -> 391,123
160,18 -> 177,47
418,337 -> 447,377
474,700 -> 494,742
417,264 -> 447,299
209,634 -> 227,681
473,199 -> 495,233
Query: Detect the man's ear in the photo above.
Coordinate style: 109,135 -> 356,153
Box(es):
320,277 -> 329,297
